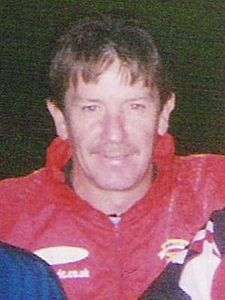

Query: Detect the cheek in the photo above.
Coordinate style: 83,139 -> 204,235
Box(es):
130,125 -> 158,162
126,108 -> 158,132
69,124 -> 100,158
67,116 -> 93,143
128,118 -> 157,143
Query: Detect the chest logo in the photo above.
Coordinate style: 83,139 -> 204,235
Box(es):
158,238 -> 189,263
34,246 -> 89,265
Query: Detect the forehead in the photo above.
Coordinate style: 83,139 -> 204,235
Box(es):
69,61 -> 159,102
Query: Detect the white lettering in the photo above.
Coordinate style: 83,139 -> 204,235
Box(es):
57,268 -> 90,279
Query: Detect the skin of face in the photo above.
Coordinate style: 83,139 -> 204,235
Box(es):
48,60 -> 175,214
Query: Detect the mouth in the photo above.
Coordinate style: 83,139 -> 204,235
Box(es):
90,144 -> 138,165
102,155 -> 129,166
98,151 -> 135,166
103,152 -> 130,158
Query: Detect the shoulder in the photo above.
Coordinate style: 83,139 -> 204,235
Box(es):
0,242 -> 67,299
170,154 -> 225,223
0,241 -> 51,270
174,153 -> 225,183
0,168 -> 50,228
0,167 -> 46,194
175,153 -> 225,169
0,168 -> 50,209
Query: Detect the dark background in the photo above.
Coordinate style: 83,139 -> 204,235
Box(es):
1,1 -> 225,179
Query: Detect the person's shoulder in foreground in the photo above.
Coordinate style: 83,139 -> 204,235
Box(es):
0,241 -> 67,300
139,207 -> 225,300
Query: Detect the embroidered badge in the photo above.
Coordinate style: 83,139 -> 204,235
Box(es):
158,238 -> 189,263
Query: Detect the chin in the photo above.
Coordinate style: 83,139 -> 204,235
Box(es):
84,160 -> 150,191
93,174 -> 142,191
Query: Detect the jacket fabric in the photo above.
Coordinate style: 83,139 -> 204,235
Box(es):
0,134 -> 225,299
140,208 -> 225,300
0,242 -> 67,300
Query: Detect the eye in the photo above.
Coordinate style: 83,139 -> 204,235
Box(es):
81,105 -> 100,112
130,103 -> 146,110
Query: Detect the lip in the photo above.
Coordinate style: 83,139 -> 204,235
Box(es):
103,154 -> 129,159
91,148 -> 137,165
103,156 -> 127,166
100,153 -> 132,166
91,144 -> 137,157
104,155 -> 127,160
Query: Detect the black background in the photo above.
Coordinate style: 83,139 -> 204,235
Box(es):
1,1 -> 225,178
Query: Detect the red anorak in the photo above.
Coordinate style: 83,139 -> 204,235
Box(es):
0,134 -> 225,299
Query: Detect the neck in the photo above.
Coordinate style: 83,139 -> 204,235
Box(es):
71,167 -> 153,215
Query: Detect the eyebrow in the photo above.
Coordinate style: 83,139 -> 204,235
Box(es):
125,97 -> 151,102
75,97 -> 101,103
76,96 -> 152,103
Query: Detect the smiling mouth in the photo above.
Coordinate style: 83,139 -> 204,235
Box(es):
102,151 -> 135,163
104,156 -> 127,161
91,146 -> 137,161
102,155 -> 129,166
101,149 -> 133,158
92,152 -> 134,166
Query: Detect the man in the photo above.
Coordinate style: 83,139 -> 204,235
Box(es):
1,17 -> 225,299
0,242 -> 67,299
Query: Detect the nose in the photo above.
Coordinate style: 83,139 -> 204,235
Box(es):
102,112 -> 125,143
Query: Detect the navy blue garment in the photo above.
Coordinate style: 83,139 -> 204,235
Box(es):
0,242 -> 67,300
139,262 -> 191,300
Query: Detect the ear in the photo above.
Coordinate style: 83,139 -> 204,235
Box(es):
157,93 -> 175,136
47,100 -> 69,139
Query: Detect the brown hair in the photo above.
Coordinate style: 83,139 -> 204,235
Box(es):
49,17 -> 172,109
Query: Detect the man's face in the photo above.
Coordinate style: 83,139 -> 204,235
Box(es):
50,61 -> 173,191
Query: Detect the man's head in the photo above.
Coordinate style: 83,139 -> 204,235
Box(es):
48,17 -> 175,211
49,17 -> 173,110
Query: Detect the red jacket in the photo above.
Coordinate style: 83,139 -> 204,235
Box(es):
0,134 -> 225,299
